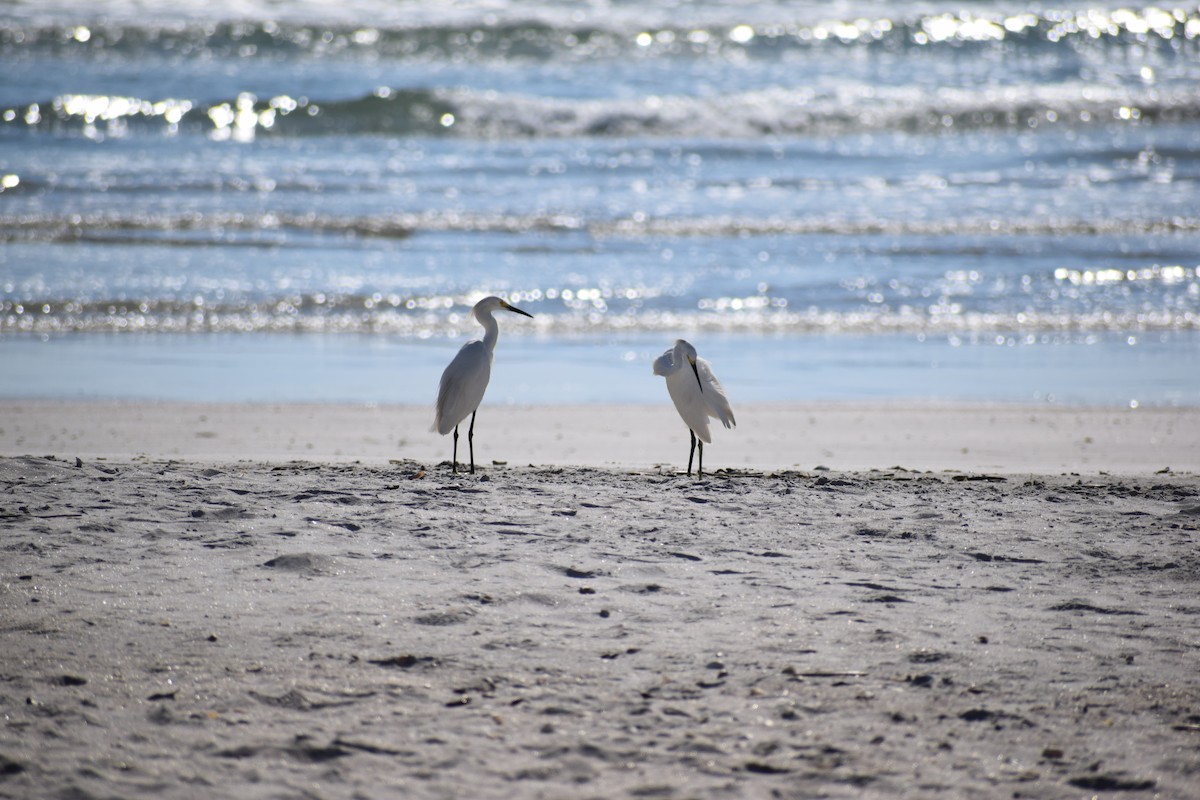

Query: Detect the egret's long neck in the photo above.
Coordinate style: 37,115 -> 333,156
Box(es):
480,312 -> 500,353
674,345 -> 689,371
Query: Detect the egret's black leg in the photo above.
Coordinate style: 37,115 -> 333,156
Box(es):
697,440 -> 704,479
687,429 -> 696,476
468,410 -> 477,475
452,425 -> 460,474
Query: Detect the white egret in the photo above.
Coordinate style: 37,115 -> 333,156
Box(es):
653,339 -> 736,477
432,296 -> 533,474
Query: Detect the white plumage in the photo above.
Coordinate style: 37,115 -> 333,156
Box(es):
653,339 -> 735,476
432,296 -> 532,473
434,339 -> 490,436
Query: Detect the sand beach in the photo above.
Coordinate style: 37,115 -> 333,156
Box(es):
1,401 -> 1199,799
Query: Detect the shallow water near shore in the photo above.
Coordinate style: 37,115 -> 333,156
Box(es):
3,329 -> 1199,406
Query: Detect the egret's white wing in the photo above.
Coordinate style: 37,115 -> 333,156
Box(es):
664,367 -> 713,443
695,357 -> 736,429
433,339 -> 492,434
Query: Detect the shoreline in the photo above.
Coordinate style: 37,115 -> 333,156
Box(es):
1,399 -> 1197,475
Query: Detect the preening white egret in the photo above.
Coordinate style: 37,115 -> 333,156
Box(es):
652,339 -> 736,477
433,296 -> 533,474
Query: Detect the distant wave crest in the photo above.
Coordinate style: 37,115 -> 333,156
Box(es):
2,86 -> 1199,144
4,210 -> 1200,245
8,82 -> 1200,141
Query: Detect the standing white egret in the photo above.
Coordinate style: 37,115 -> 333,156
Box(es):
432,296 -> 533,474
653,339 -> 736,477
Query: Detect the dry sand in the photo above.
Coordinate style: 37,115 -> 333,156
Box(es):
2,401 -> 1199,799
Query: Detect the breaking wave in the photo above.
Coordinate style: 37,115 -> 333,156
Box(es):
5,5 -> 1200,140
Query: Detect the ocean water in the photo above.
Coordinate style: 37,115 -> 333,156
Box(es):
2,0 -> 1199,406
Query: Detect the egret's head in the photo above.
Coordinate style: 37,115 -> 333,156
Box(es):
473,295 -> 533,321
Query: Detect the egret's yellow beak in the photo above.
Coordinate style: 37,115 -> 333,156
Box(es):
502,300 -> 534,318
689,356 -> 703,392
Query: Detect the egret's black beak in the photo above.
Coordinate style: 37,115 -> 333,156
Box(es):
689,357 -> 703,392
503,301 -> 533,318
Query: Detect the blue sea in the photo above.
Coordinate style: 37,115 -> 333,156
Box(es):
2,0 -> 1198,406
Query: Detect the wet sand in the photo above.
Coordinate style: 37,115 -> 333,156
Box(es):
1,400 -> 1197,473
1,401 -> 1199,798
